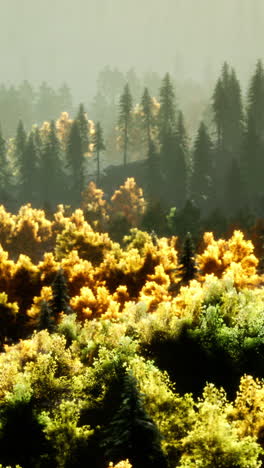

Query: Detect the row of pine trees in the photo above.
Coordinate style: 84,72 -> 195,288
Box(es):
117,60 -> 264,217
1,60 -> 264,216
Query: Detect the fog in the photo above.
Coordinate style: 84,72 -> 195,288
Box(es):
1,0 -> 263,102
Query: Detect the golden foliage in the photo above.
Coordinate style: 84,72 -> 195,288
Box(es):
197,231 -> 259,287
111,178 -> 146,227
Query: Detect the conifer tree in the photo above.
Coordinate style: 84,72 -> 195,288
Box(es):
242,60 -> 264,201
40,120 -> 63,206
20,131 -> 38,203
14,120 -> 27,177
212,63 -> 244,154
102,372 -> 167,468
179,232 -> 198,285
0,126 -> 10,202
191,121 -> 213,211
66,119 -> 85,202
118,83 -> 133,167
76,103 -> 89,156
141,87 -> 155,154
49,268 -> 71,319
92,121 -> 105,185
158,73 -> 176,142
173,111 -> 188,207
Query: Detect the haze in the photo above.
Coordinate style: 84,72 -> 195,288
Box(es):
1,0 -> 263,102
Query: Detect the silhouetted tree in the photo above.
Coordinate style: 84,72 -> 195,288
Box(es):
20,131 -> 38,203
92,121 -> 105,185
191,121 -> 213,212
50,268 -> 71,319
76,103 -> 89,156
141,87 -> 155,154
119,83 -> 133,167
178,232 -> 198,285
242,60 -> 264,201
40,120 -> 63,206
173,111 -> 188,207
66,119 -> 85,202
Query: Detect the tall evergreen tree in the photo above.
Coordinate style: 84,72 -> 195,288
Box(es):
118,83 -> 133,167
158,73 -> 176,143
66,119 -> 85,203
20,131 -> 38,203
173,111 -> 188,208
92,121 -> 105,185
14,120 -> 27,178
40,120 -> 63,206
212,63 -> 244,208
141,87 -> 155,154
242,60 -> 264,201
212,63 -> 243,154
158,74 -> 178,204
191,121 -> 213,211
102,372 -> 167,468
0,126 -> 11,203
76,103 -> 89,156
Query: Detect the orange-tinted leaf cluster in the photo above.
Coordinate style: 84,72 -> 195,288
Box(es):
197,230 -> 259,287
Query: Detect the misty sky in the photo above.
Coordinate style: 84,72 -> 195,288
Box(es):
1,0 -> 263,101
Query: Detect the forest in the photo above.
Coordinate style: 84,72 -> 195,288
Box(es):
1,60 -> 264,467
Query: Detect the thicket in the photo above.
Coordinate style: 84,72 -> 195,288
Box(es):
0,194 -> 262,466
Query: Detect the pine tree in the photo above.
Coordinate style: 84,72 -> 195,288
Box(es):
119,83 -> 133,167
158,73 -> 176,143
0,126 -> 11,203
76,103 -> 89,156
14,120 -> 27,177
141,87 -> 155,154
66,119 -> 85,202
212,63 -> 244,209
212,63 -> 244,155
40,120 -> 63,207
191,121 -> 213,211
102,372 -> 167,468
20,131 -> 38,203
242,60 -> 264,201
49,268 -> 71,319
179,232 -> 198,285
92,121 -> 105,185
173,111 -> 188,208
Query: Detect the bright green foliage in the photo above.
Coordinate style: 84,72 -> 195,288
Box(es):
178,384 -> 262,467
38,400 -> 93,468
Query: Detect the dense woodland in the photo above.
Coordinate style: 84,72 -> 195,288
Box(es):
1,62 -> 264,467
